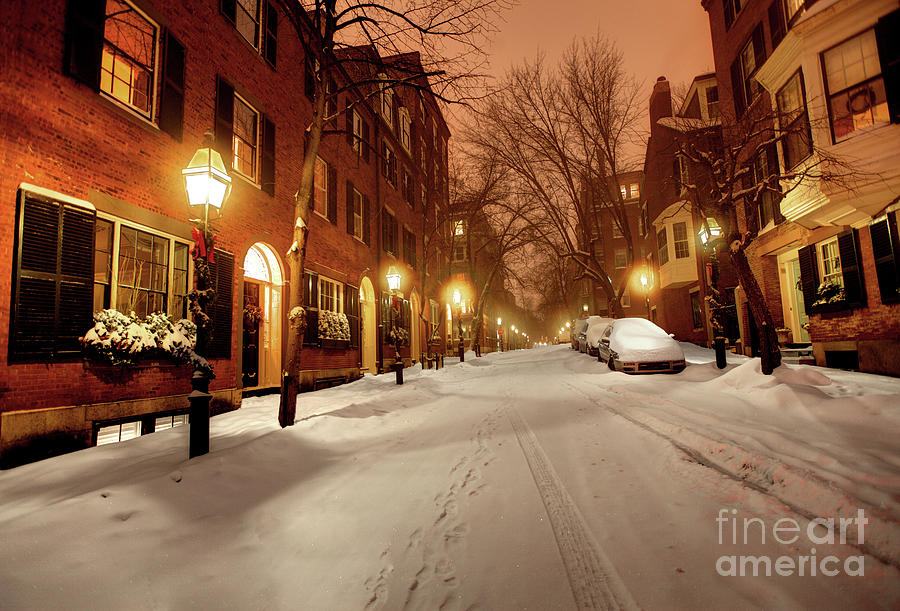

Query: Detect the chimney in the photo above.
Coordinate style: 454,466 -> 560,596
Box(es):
649,76 -> 673,127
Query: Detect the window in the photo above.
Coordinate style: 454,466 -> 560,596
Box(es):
92,220 -> 191,319
454,220 -> 466,236
723,0 -> 744,30
612,222 -> 623,239
430,299 -> 440,340
352,110 -> 363,154
620,185 -> 628,199
400,109 -> 411,152
630,183 -> 640,199
823,29 -> 890,142
350,187 -> 363,240
318,276 -> 343,313
621,293 -> 631,308
232,94 -> 259,180
402,169 -> 414,205
234,0 -> 260,47
382,141 -> 397,186
707,85 -> 720,118
96,421 -> 142,446
675,154 -> 690,190
420,136 -> 427,173
452,243 -> 468,263
615,248 -> 627,269
403,228 -> 417,268
99,0 -> 158,117
690,290 -> 704,329
744,145 -> 782,230
382,210 -> 398,254
314,156 -> 327,216
730,24 -> 765,117
657,227 -> 669,265
380,76 -> 393,126
819,238 -> 843,288
776,71 -> 813,169
673,222 -> 690,259
155,414 -> 189,431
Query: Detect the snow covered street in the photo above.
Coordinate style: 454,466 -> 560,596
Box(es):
1,345 -> 899,609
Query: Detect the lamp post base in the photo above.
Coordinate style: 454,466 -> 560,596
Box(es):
714,336 -> 727,369
393,360 -> 404,385
188,368 -> 212,458
458,342 -> 465,362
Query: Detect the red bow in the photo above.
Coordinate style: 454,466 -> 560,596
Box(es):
191,228 -> 216,263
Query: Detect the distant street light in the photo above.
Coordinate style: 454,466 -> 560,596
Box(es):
182,132 -> 232,459
387,266 -> 403,384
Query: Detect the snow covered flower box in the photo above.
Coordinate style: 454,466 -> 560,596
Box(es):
318,310 -> 350,347
80,309 -> 209,372
810,280 -> 848,313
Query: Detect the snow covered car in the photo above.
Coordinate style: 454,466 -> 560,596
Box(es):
597,318 -> 686,373
571,318 -> 589,350
584,316 -> 614,356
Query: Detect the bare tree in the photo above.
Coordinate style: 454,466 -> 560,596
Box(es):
668,100 -> 858,374
277,0 -> 511,427
470,34 -> 643,319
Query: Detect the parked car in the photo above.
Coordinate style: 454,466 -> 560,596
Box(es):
584,317 -> 614,356
578,316 -> 607,353
571,318 -> 589,350
597,318 -> 686,374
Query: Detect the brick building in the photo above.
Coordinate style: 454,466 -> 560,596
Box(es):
702,0 -> 900,373
0,0 -> 451,466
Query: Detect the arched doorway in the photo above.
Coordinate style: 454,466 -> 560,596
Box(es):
242,243 -> 283,389
360,277 -> 377,373
410,291 -> 421,364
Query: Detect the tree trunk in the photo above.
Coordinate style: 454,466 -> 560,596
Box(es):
729,245 -> 782,375
471,263 -> 500,355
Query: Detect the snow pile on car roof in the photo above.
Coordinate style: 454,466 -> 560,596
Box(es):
609,318 -> 683,362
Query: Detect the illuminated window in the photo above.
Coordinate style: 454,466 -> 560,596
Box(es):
819,238 -> 843,287
96,420 -> 142,446
400,108 -> 411,152
232,94 -> 259,180
454,220 -> 466,236
673,222 -> 690,259
657,227 -> 669,265
630,183 -> 640,199
155,414 -> 188,431
823,29 -> 889,142
776,70 -> 813,169
235,0 -> 260,47
318,276 -> 343,313
314,156 -> 328,216
99,0 -> 157,117
351,188 -> 363,239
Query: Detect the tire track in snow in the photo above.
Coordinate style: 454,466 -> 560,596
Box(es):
504,405 -> 639,611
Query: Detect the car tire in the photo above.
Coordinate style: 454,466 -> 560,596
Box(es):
608,357 -> 615,371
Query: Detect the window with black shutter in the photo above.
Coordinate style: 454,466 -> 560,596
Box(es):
302,270 -> 320,346
870,212 -> 900,304
207,249 -> 234,359
362,121 -> 371,163
10,190 -> 96,361
64,0 -> 105,89
327,166 -> 338,224
215,77 -> 235,168
345,284 -> 360,349
768,0 -> 787,50
159,31 -> 185,140
261,115 -> 275,195
837,229 -> 866,307
797,244 -> 819,315
264,2 -> 278,68
363,195 -> 371,245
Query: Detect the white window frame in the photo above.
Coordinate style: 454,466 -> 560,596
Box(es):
231,92 -> 260,182
818,237 -> 843,287
318,275 -> 344,313
352,110 -> 363,155
379,75 -> 393,126
314,156 -> 328,219
235,0 -> 261,48
399,108 -> 411,152
614,248 -> 627,269
454,220 -> 466,236
673,221 -> 690,259
99,0 -> 159,120
96,212 -> 193,319
351,187 -> 363,240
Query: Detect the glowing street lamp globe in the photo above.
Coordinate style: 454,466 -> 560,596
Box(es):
182,140 -> 232,216
386,265 -> 402,292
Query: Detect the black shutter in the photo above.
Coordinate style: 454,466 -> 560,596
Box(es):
264,2 -> 278,68
220,0 -> 237,23
723,0 -> 735,30
159,31 -> 185,141
362,121 -> 370,163
215,77 -> 234,168
261,115 -> 276,195
730,59 -> 746,118
363,195 -> 371,245
875,9 -> 900,124
765,143 -> 784,223
11,193 -> 95,360
768,1 -> 786,50
380,291 -> 392,346
402,299 -> 411,335
346,180 -> 355,235
870,212 -> 900,304
63,0 -> 105,89
752,23 -> 767,71
302,271 -> 319,346
346,284 -> 360,349
208,249 -> 234,359
798,244 -> 818,315
327,165 -> 338,224
837,229 -> 866,307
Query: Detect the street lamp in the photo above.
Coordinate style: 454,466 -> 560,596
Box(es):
583,303 -> 589,315
387,266 -> 404,384
640,272 -> 650,319
183,132 -> 232,459
452,289 -> 464,362
496,317 -> 503,352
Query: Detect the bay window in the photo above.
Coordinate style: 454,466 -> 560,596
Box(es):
775,70 -> 813,169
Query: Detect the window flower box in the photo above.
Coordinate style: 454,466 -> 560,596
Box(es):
321,338 -> 350,350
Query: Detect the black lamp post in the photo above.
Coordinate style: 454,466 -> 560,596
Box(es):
182,132 -> 232,458
386,266 -> 404,384
699,219 -> 727,369
497,316 -> 502,352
